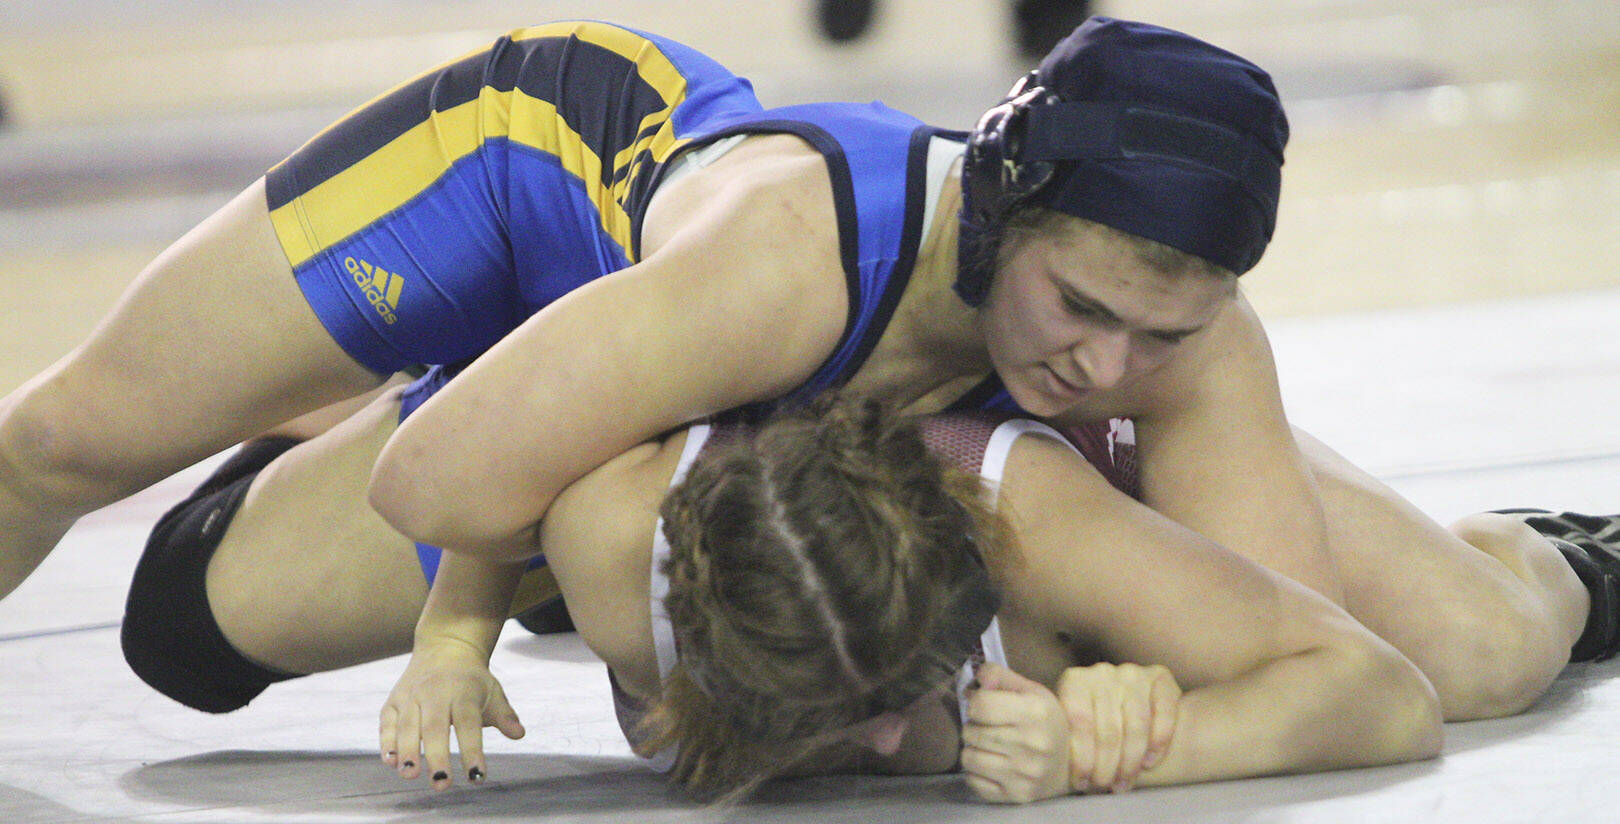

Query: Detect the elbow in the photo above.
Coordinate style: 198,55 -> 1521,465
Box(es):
368,446 -> 523,558
1325,637 -> 1445,764
367,449 -> 454,545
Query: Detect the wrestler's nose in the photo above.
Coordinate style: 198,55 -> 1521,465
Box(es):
1072,330 -> 1130,391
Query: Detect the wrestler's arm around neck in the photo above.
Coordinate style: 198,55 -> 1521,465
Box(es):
368,137 -> 848,559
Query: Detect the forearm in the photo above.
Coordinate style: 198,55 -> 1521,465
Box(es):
413,551 -> 527,660
1132,638 -> 1442,788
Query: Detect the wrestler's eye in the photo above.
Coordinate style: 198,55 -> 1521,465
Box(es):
1059,294 -> 1110,322
1145,329 -> 1192,345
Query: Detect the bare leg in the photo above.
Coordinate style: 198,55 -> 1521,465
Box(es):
206,387 -> 425,675
0,179 -> 384,600
1298,428 -> 1589,720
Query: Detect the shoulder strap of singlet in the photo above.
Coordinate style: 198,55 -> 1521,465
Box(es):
952,417 -> 1084,723
629,422 -> 717,773
663,104 -> 956,421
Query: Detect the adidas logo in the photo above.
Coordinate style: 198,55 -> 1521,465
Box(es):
344,257 -> 404,324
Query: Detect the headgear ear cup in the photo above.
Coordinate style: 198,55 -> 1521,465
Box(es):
953,17 -> 1289,307
955,74 -> 1054,306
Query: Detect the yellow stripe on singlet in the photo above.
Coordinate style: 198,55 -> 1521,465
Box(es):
270,21 -> 701,269
510,22 -> 698,258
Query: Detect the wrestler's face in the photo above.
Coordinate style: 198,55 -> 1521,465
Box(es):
977,217 -> 1235,417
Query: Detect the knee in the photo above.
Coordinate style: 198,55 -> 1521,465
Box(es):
0,383 -> 139,508
1450,513 -> 1564,576
1425,594 -> 1565,720
122,441 -> 302,713
1451,512 -> 1535,553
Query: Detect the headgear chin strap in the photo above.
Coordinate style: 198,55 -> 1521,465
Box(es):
955,17 -> 1289,306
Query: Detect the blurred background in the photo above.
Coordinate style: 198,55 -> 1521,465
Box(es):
2,0 -> 1618,396
1,8 -> 1618,821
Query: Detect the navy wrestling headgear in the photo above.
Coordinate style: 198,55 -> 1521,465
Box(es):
955,17 -> 1290,305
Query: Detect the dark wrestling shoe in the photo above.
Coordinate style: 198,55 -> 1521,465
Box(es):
1494,509 -> 1620,661
514,595 -> 576,635
1495,509 -> 1620,557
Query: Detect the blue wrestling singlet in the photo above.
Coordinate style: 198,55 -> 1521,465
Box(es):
264,21 -> 975,585
265,21 -> 762,373
266,19 -> 957,411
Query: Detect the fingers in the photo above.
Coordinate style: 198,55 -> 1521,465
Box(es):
452,701 -> 485,787
1059,663 -> 1182,794
1090,682 -> 1125,791
974,662 -> 1039,694
962,674 -> 1070,804
962,744 -> 1055,804
488,682 -> 527,741
420,701 -> 454,791
393,700 -> 424,779
379,703 -> 400,768
966,686 -> 1044,727
1146,668 -> 1181,771
1114,687 -> 1153,790
960,746 -> 1015,803
975,662 -> 1183,799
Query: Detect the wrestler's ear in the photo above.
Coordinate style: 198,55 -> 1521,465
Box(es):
861,712 -> 909,756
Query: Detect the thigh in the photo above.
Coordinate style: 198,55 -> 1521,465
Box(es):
21,179 -> 384,487
206,387 -> 426,674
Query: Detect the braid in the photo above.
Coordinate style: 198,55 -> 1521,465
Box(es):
640,395 -> 1003,801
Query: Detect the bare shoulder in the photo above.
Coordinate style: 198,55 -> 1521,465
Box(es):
991,428 -> 1125,575
1000,429 -> 1120,522
991,426 -> 1313,678
1128,291 -> 1279,423
641,133 -> 839,262
632,133 -> 849,384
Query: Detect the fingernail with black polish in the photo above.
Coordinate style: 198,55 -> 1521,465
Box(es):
402,760 -> 415,769
432,771 -> 448,782
469,766 -> 485,783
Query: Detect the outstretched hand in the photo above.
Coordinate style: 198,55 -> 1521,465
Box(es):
380,638 -> 526,790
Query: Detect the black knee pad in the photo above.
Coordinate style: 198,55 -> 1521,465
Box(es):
122,437 -> 303,713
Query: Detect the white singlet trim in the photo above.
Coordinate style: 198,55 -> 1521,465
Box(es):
921,135 -> 966,246
639,422 -> 714,773
645,134 -> 749,213
648,423 -> 715,684
954,418 -> 1080,723
981,418 -> 1082,508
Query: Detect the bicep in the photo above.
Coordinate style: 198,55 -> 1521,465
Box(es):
369,183 -> 846,551
997,434 -> 1347,691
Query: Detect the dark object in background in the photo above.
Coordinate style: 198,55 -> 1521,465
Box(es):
815,0 -> 1094,61
817,0 -> 878,42
514,595 -> 577,635
1013,0 -> 1095,60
